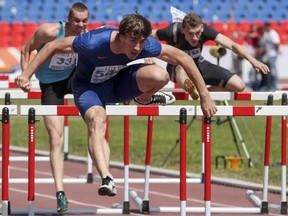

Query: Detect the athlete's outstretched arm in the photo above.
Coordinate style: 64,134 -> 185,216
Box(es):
21,23 -> 60,72
15,36 -> 76,92
158,44 -> 217,117
215,33 -> 270,74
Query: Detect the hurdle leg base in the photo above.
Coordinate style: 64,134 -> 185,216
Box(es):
280,201 -> 287,214
122,201 -> 130,214
86,173 -> 93,183
9,201 -> 11,215
142,200 -> 149,213
2,200 -> 11,216
261,201 -> 269,214
63,152 -> 69,161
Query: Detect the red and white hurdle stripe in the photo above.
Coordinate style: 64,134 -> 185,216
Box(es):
0,90 -> 73,99
20,105 -> 195,116
19,104 -> 288,117
0,89 -> 287,101
196,105 -> 288,116
0,80 -> 40,89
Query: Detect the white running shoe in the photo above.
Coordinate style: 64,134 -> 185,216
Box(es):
134,91 -> 176,105
98,176 -> 117,197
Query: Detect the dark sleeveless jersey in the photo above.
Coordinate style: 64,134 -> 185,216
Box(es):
156,22 -> 219,62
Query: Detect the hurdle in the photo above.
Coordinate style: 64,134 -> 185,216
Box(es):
1,105 -> 18,215
130,91 -> 288,214
196,102 -> 288,216
2,103 -> 288,215
0,105 -> 194,215
0,90 -> 74,160
2,90 -> 288,213
0,104 -> 92,185
0,91 -> 97,182
128,102 -> 288,215
247,93 -> 288,214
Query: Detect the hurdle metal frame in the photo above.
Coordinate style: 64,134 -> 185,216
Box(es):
2,102 -> 287,215
131,93 -> 287,215
2,105 -> 195,215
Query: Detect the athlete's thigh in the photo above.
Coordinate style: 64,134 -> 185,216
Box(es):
73,83 -> 105,118
111,64 -> 144,103
40,82 -> 64,105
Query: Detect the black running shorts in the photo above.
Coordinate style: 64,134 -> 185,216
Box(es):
167,59 -> 234,88
39,71 -> 74,105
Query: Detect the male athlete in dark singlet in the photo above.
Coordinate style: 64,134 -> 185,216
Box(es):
150,12 -> 269,96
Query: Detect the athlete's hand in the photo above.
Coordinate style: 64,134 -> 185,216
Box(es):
253,60 -> 270,74
200,93 -> 217,118
14,75 -> 31,92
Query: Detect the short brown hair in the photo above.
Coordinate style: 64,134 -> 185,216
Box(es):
68,2 -> 90,18
119,14 -> 152,39
182,12 -> 202,28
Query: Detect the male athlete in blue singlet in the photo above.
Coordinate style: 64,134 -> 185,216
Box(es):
72,26 -> 177,116
16,14 -> 217,198
20,2 -> 89,212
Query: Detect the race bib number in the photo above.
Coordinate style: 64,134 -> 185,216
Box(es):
49,53 -> 76,70
184,48 -> 201,59
90,65 -> 126,83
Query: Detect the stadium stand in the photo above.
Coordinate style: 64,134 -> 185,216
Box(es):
0,0 -> 287,49
0,0 -> 287,23
0,0 -> 287,90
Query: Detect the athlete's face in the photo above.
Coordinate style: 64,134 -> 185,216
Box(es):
68,10 -> 89,35
181,24 -> 203,47
121,34 -> 147,59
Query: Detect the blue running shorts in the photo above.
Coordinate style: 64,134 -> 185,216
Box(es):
72,64 -> 144,117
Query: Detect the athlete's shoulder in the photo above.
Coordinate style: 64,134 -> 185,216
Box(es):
88,27 -> 115,43
202,22 -> 219,39
146,36 -> 161,46
73,28 -> 114,52
35,23 -> 60,38
203,22 -> 218,32
139,36 -> 162,57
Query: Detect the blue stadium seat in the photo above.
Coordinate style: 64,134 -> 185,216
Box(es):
0,0 -> 288,24
11,9 -> 25,22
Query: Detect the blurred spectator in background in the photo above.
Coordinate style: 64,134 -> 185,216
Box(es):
149,12 -> 269,94
20,2 -> 89,213
254,26 -> 268,90
262,22 -> 280,90
242,26 -> 267,90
